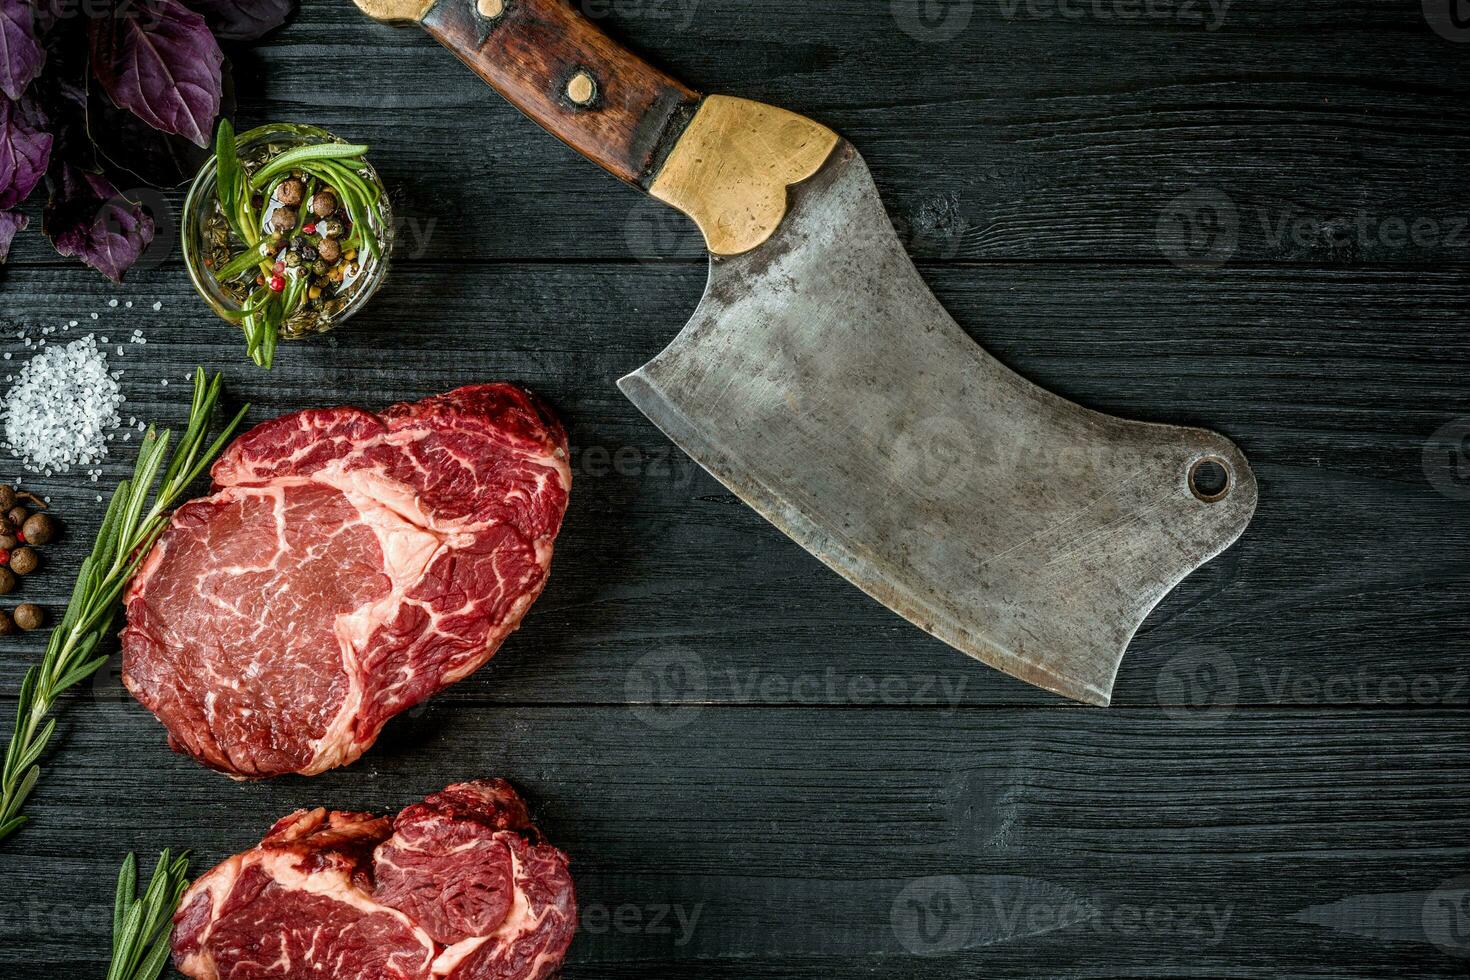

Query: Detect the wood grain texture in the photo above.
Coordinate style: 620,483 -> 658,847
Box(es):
1,706 -> 1467,977
421,0 -> 700,185
0,1 -> 1465,977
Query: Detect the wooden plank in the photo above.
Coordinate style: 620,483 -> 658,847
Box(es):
5,0 -> 1468,266
0,261 -> 1463,711
1,705 -> 1465,977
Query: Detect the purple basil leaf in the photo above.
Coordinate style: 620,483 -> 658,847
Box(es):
88,55 -> 233,187
44,164 -> 156,281
90,0 -> 223,148
0,208 -> 24,261
0,95 -> 51,209
185,0 -> 296,42
0,0 -> 45,101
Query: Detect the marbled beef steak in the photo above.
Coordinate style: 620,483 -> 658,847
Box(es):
121,385 -> 571,778
172,780 -> 576,979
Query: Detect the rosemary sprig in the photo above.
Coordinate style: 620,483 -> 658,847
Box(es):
107,850 -> 191,980
0,370 -> 248,844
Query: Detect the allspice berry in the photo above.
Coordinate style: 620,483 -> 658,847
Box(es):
275,177 -> 305,206
0,610 -> 14,636
0,485 -> 14,510
0,534 -> 16,551
13,603 -> 43,631
22,513 -> 56,546
0,568 -> 15,595
269,206 -> 299,235
310,190 -> 338,218
9,547 -> 38,576
7,506 -> 26,527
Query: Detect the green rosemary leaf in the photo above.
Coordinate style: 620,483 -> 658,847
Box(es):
6,666 -> 37,757
50,654 -> 110,695
57,555 -> 103,640
106,850 -> 191,980
113,853 -> 137,951
261,308 -> 279,368
215,121 -> 243,241
12,717 -> 54,773
178,405 -> 251,493
158,373 -> 219,496
107,900 -> 145,980
134,933 -> 174,980
248,143 -> 371,187
294,176 -> 319,236
0,766 -> 38,838
214,244 -> 268,284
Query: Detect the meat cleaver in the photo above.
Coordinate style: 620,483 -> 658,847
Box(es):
352,0 -> 1257,704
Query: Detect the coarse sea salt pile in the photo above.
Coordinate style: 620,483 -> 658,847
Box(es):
2,335 -> 124,475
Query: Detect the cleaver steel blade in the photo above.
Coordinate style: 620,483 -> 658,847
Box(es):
354,0 -> 1258,704
621,143 -> 1256,705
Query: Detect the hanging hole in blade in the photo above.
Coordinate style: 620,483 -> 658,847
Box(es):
1189,456 -> 1232,503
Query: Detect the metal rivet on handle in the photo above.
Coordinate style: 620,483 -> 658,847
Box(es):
477,0 -> 504,18
566,70 -> 598,106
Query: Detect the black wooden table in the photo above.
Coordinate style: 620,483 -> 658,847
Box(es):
3,2 -> 1468,976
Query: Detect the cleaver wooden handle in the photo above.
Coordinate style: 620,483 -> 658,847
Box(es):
354,0 -> 839,253
425,0 -> 701,187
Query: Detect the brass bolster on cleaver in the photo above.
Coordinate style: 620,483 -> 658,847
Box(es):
352,0 -> 836,254
648,98 -> 838,256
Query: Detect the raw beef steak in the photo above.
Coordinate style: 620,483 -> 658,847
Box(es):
172,780 -> 577,980
122,385 -> 571,778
